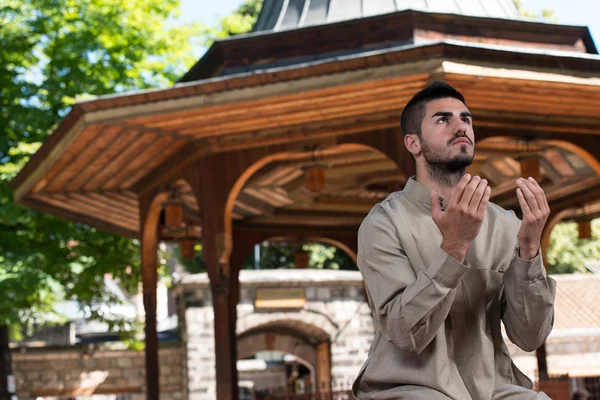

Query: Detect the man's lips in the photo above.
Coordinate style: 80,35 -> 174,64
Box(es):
452,138 -> 471,146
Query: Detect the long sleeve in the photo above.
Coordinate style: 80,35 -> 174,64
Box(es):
502,247 -> 556,351
358,205 -> 470,355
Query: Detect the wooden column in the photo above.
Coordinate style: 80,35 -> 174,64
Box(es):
536,214 -> 563,381
190,157 -> 240,400
0,325 -> 15,400
316,341 -> 332,392
140,192 -> 167,400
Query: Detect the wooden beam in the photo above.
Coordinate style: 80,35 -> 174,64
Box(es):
176,86 -> 418,138
142,75 -> 426,132
22,196 -> 139,238
139,191 -> 167,400
104,136 -> 176,190
237,209 -> 365,228
132,143 -> 210,197
11,110 -> 87,201
28,124 -> 104,194
211,116 -> 400,153
235,192 -> 275,217
65,128 -> 139,192
233,224 -> 358,239
120,139 -> 190,190
316,342 -> 332,392
45,126 -> 124,192
188,157 -> 239,400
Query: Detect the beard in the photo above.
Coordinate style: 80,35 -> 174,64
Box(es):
421,138 -> 474,187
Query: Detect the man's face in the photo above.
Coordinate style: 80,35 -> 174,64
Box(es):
418,97 -> 475,170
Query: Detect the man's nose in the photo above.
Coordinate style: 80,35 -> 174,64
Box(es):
452,124 -> 467,136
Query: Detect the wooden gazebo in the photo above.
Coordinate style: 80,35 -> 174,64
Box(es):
10,1 -> 600,399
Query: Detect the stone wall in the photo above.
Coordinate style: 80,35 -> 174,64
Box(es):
13,344 -> 184,400
179,270 -> 374,400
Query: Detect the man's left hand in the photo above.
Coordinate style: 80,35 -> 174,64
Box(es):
516,177 -> 550,260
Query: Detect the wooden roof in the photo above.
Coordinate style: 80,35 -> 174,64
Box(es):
181,10 -> 596,82
253,0 -> 520,32
10,41 -> 600,240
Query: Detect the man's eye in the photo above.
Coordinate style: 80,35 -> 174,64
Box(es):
438,117 -> 447,123
462,118 -> 471,124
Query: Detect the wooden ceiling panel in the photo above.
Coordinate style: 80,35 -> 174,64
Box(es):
31,125 -> 104,194
67,193 -> 138,223
102,134 -> 174,191
65,129 -> 141,192
31,193 -> 138,232
81,131 -> 153,191
252,166 -> 302,187
461,88 -> 600,118
179,95 -> 410,139
86,192 -> 139,211
132,75 -> 427,130
45,126 -> 123,192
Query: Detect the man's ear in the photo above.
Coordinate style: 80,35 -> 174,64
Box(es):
404,133 -> 421,156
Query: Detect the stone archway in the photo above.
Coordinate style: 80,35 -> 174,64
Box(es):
238,319 -> 333,392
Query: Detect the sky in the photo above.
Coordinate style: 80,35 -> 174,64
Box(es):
182,0 -> 600,48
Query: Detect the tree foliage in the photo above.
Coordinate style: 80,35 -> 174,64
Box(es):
546,220 -> 600,274
176,0 -> 357,274
199,0 -> 263,48
512,0 -> 558,22
0,0 -> 198,334
176,241 -> 356,274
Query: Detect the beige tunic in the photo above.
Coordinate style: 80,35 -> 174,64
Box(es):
353,178 -> 556,400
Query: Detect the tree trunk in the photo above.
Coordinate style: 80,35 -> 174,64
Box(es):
0,325 -> 16,400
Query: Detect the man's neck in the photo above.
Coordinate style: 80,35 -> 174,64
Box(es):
414,164 -> 464,200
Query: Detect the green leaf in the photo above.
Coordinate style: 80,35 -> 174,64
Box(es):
0,0 -> 199,337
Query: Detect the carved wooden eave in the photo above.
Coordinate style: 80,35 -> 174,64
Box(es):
10,42 -> 600,241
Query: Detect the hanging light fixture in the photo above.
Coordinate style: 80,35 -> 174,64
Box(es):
164,189 -> 184,230
180,238 -> 196,258
177,223 -> 196,258
519,137 -> 541,181
294,240 -> 310,269
578,220 -> 592,240
303,145 -> 326,193
520,156 -> 541,181
304,165 -> 326,193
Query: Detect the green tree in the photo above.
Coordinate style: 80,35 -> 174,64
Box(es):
546,220 -> 600,274
0,0 -> 198,336
172,0 -> 356,274
199,0 -> 263,48
176,241 -> 356,274
512,0 -> 558,22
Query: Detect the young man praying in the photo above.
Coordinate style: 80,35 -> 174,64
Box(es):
353,82 -> 555,400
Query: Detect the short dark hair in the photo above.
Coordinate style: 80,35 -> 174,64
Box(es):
400,81 -> 467,137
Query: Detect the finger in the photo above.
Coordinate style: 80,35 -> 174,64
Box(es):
430,191 -> 442,220
516,179 -> 541,215
523,177 -> 545,212
450,174 -> 472,206
469,178 -> 488,209
459,175 -> 481,207
477,186 -> 491,216
527,177 -> 550,214
516,188 -> 531,217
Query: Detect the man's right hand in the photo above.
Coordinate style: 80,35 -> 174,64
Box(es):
430,174 -> 491,263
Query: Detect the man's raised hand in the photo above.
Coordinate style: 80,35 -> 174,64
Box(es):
431,174 -> 491,262
516,177 -> 550,260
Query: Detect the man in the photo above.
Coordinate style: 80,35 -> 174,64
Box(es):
352,81 -> 556,400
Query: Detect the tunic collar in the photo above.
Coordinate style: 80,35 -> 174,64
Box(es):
403,176 -> 447,211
